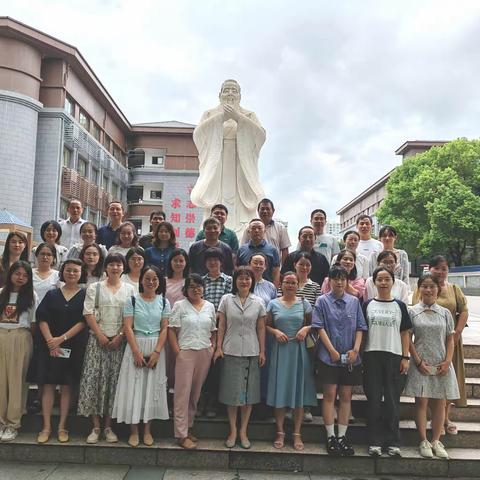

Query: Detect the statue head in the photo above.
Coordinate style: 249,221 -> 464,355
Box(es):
219,79 -> 241,108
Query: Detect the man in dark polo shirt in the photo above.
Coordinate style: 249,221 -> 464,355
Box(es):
188,217 -> 234,276
282,225 -> 330,286
237,218 -> 280,286
97,200 -> 124,250
195,204 -> 239,253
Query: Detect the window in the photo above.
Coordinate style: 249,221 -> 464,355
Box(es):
150,190 -> 162,200
152,156 -> 164,166
88,209 -> 97,223
103,135 -> 111,152
102,175 -> 108,190
91,167 -> 99,185
111,182 -> 119,199
79,110 -> 90,131
64,96 -> 74,116
113,144 -> 122,162
77,157 -> 88,177
60,198 -> 69,219
130,219 -> 142,235
92,123 -> 101,142
63,147 -> 72,168
127,186 -> 143,203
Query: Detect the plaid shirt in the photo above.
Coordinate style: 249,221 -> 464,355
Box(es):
203,273 -> 233,311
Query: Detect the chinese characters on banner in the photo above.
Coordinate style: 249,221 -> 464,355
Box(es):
164,182 -> 203,249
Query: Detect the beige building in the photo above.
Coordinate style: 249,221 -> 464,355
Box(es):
337,141 -> 447,236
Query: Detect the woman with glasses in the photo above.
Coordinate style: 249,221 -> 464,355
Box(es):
32,243 -> 60,304
122,247 -> 146,294
168,274 -> 217,449
266,271 -> 317,451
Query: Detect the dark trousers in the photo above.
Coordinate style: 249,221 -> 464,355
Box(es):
363,351 -> 404,448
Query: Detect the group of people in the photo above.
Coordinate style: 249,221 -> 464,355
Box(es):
0,197 -> 468,461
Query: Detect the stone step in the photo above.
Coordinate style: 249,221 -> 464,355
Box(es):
465,358 -> 480,378
1,433 -> 478,478
19,413 -> 480,448
463,344 -> 480,359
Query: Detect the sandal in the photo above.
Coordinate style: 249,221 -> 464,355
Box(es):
273,431 -> 285,449
445,422 -> 458,435
37,430 -> 51,444
292,433 -> 304,451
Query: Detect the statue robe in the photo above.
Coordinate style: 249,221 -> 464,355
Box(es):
191,105 -> 266,233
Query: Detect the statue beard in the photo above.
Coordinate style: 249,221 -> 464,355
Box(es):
221,96 -> 240,109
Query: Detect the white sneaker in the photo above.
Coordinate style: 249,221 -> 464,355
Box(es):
1,427 -> 18,442
419,439 -> 433,458
387,446 -> 401,457
368,445 -> 382,457
104,427 -> 118,443
431,440 -> 449,459
303,411 -> 313,423
86,428 -> 100,444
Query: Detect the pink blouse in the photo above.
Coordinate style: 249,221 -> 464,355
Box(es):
321,276 -> 366,299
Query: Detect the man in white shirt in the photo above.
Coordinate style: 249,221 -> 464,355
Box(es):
59,199 -> 86,249
241,198 -> 291,264
356,214 -> 383,259
309,209 -> 340,260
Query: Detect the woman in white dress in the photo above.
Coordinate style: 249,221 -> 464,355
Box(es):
112,265 -> 170,446
79,244 -> 105,286
108,222 -> 138,257
121,247 -> 145,294
405,273 -> 459,460
67,222 -> 107,260
31,221 -> 68,270
32,243 -> 60,303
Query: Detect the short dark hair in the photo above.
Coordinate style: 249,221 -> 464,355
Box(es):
280,270 -> 298,283
429,255 -> 448,268
139,265 -> 166,295
379,225 -> 397,238
232,266 -> 255,294
203,217 -> 221,229
59,259 -> 87,284
257,198 -> 274,211
310,209 -> 327,220
248,252 -> 268,265
153,221 -> 176,247
372,266 -> 395,283
40,220 -> 62,243
204,247 -> 224,264
249,218 -> 263,224
79,243 -> 105,278
293,251 -> 312,266
108,200 -> 124,210
343,230 -> 360,242
336,249 -> 357,280
298,225 -> 314,238
125,247 -> 146,274
356,214 -> 372,225
182,273 -> 205,297
210,204 -> 228,215
417,272 -> 441,289
80,222 -> 98,235
328,265 -> 349,280
166,248 -> 190,279
377,250 -> 397,264
34,242 -> 57,267
68,198 -> 82,208
114,221 -> 139,247
149,210 -> 166,221
104,253 -> 126,274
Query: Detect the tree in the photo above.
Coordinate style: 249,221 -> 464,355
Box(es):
376,138 -> 480,266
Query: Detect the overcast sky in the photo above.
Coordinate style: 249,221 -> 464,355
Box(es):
5,0 -> 480,239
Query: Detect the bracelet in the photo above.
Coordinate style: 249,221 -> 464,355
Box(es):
63,334 -> 68,342
118,332 -> 124,336
153,350 -> 161,354
401,355 -> 410,360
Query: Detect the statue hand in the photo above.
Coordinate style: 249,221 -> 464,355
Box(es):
223,104 -> 239,122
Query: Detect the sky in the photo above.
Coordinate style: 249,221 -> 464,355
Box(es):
4,0 -> 480,240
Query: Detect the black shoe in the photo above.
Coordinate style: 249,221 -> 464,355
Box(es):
326,435 -> 340,456
337,435 -> 355,456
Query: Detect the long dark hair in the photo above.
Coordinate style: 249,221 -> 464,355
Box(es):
153,221 -> 176,248
114,221 -> 138,247
139,265 -> 167,295
0,260 -> 34,317
166,248 -> 189,278
1,232 -> 29,271
336,249 -> 357,280
79,243 -> 105,278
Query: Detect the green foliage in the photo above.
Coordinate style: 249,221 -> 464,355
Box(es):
376,138 -> 480,265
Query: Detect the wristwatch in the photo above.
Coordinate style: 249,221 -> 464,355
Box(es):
63,334 -> 68,342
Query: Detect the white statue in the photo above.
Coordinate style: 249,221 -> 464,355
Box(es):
191,79 -> 266,233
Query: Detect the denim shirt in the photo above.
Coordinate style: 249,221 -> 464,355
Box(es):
312,291 -> 367,367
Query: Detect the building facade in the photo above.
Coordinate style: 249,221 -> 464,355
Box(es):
0,18 -> 202,248
336,141 -> 447,236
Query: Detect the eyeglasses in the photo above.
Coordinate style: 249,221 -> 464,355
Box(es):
188,285 -> 203,291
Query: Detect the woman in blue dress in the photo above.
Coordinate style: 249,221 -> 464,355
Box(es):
266,271 -> 317,451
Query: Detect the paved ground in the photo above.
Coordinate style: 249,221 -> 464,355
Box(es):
0,464 -> 476,480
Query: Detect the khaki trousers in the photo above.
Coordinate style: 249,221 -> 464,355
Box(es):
173,348 -> 212,439
0,328 -> 33,429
